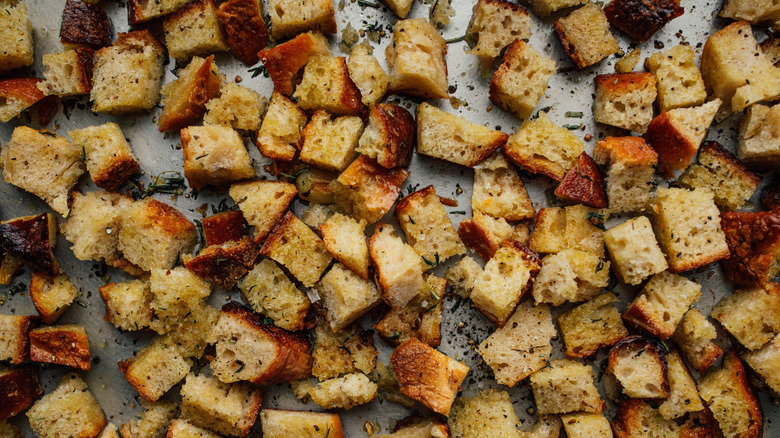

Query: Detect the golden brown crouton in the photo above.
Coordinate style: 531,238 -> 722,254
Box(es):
558,292 -> 628,358
257,32 -> 331,96
659,350 -> 704,420
645,45 -> 707,112
159,56 -> 223,132
29,272 -> 77,324
255,91 -> 307,162
69,123 -> 140,192
294,56 -> 365,116
229,180 -> 298,244
260,410 -> 344,438
29,325 -> 90,370
38,48 -> 95,98
448,389 -> 521,438
26,374 -> 106,438
0,366 -> 42,421
554,152 -> 609,208
180,372 -> 262,437
60,191 -> 131,264
472,152 -> 535,221
216,0 -> 267,66
200,210 -> 248,247
329,156 -> 409,224
532,249 -> 610,306
320,213 -> 370,279
457,212 -> 519,261
238,258 -> 310,331
593,136 -> 658,213
185,237 -> 260,289
260,212 -> 333,287
612,399 -> 684,438
529,359 -> 604,415
316,263 -> 382,332
529,205 -> 608,256
120,400 -> 178,438
162,0 -> 229,62
0,0 -> 33,72
373,274 -> 447,347
603,0 -> 683,42
489,39 -> 555,120
204,82 -> 265,132
0,315 -> 38,364
181,124 -> 255,189
672,308 -> 723,374
268,0 -> 336,39
167,419 -> 222,438
742,334 -> 780,395
347,43 -> 389,107
712,282 -> 780,351
554,3 -> 619,70
369,223 -> 425,309
295,373 -> 378,409
119,335 -> 193,402
594,72 -> 657,133
504,111 -> 584,181
312,320 -> 377,380
738,102 -> 780,171
0,213 -> 59,275
607,335 -> 669,399
99,280 -> 154,332
356,103 -> 415,169
386,19 -> 448,100
561,413 -> 612,438
128,0 -> 190,25
299,110 -> 364,172
59,0 -> 112,50
623,271 -> 701,339
466,0 -> 532,74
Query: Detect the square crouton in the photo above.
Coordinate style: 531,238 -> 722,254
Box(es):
390,338 -> 469,415
300,110 -> 364,172
294,372 -> 378,409
698,351 -> 763,438
472,152 -> 535,221
119,336 -> 193,402
373,274 -> 446,347
555,152 -> 609,208
712,282 -> 780,350
159,56 -> 223,132
659,350 -> 704,420
623,271 -> 701,339
268,0 -> 336,39
369,223 -> 425,309
593,136 -> 658,213
312,321 -> 377,380
261,410 -> 344,438
1,126 -> 85,217
562,413 -> 612,438
605,216 -> 668,285
204,82 -> 264,132
257,32 -> 331,96
721,0 -> 780,24
91,30 -> 165,114
128,0 -> 190,24
386,19 -> 448,100
738,102 -> 780,171
26,374 -> 106,438
181,124 -> 255,189
672,308 -> 722,374
69,123 -> 140,192
29,325 -> 90,370
504,111 -> 584,181
99,280 -> 154,331
0,366 -> 42,421
652,187 -> 729,272
61,191 -> 131,264
149,266 -> 212,322
329,155 -> 409,224
229,180 -> 298,244
29,272 -> 77,324
167,419 -> 222,438
320,213 -> 370,279
458,212 -> 524,261
356,103 -> 415,169
471,241 -> 540,326
554,3 -> 619,70
120,400 -> 178,438
529,205 -> 608,256
489,39 -> 555,120
607,336 -> 669,399
603,0 -> 683,42
163,0 -> 229,63
701,21 -> 780,120
216,0 -> 267,66
294,56 -> 364,116
238,259 -> 310,331
185,237 -> 260,289
448,389 -> 522,437
255,91 -> 308,162
260,212 -> 332,287
0,0 -> 33,72
0,77 -> 50,124
59,0 -> 112,50
0,315 -> 37,364
200,210 -> 249,247
721,208 -> 780,286
646,45 -> 707,112
347,43 -> 388,107
478,300 -> 555,386
180,372 -> 263,437
594,72 -> 657,133
558,292 -> 628,358
466,0 -> 532,74
316,263 -> 381,332
530,359 -> 603,415
742,334 -> 780,395
679,141 -> 761,210
416,102 -> 508,167
0,213 -> 58,276
38,49 -> 95,98
532,249 -> 610,306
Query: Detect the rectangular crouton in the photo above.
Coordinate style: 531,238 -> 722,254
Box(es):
26,374 -> 106,438
719,209 -> 780,288
386,19 -> 448,100
119,336 -> 193,403
300,110 -> 364,172
294,56 -> 365,116
416,102 -> 507,167
257,32 -> 331,96
659,350 -> 704,420
128,0 -> 190,25
268,0 -> 336,39
312,321 -> 377,380
0,213 -> 59,275
255,91 -> 307,162
738,102 -> 780,171
529,205 -> 608,256
504,111 -> 584,181
180,372 -> 262,437
229,180 -> 297,244
0,366 -> 42,421
373,274 -> 447,347
120,400 -> 178,438
30,272 -> 77,324
603,0 -> 683,43
607,335 -> 669,399
0,315 -> 37,364
162,0 -> 229,62
604,216 -> 668,285
712,282 -> 780,350
0,0 -> 33,72
204,82 -> 264,132
646,45 -> 707,111
167,419 -> 222,438
490,39 -> 555,120
561,413 -> 612,438
554,3 -> 619,70
532,249 -> 610,306
216,0 -> 267,65
99,280 -> 154,331
558,292 -> 628,358
472,153 -> 535,221
295,373 -> 378,409
320,213 -> 369,279
742,334 -> 780,395
200,210 -> 249,247
315,262 -> 381,332
0,77 -> 50,124
69,123 -> 140,192
448,389 -> 521,437
59,0 -> 112,50
260,212 -> 333,287
467,0 -> 532,74
554,152 -> 609,208
594,72 -> 657,133
529,359 -> 604,415
369,223 -> 425,309
612,399 -> 683,438
356,103 -> 415,169
185,237 -> 260,289
238,259 -> 309,331
181,124 -> 255,189
458,212 -> 518,261
672,308 -> 722,374
347,43 -> 388,107
329,156 -> 409,224
61,191 -> 131,264
623,271 -> 701,339
38,49 -> 95,98
260,410 -> 344,438
159,56 -> 223,132
593,136 -> 658,213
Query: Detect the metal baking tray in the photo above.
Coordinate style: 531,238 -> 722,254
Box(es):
2,0 -> 778,435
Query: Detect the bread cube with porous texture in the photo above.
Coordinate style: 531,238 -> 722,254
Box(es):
672,308 -> 722,374
504,111 -> 584,181
26,374 -> 106,438
448,389 -> 521,438
532,249 -> 610,306
261,410 -> 344,438
69,123 -> 140,192
180,372 -> 263,437
167,419 -> 222,438
204,82 -> 263,131
0,213 -> 59,276
467,0 -> 532,74
386,19 -> 448,100
268,0 -> 336,39
0,77 -> 50,124
623,271 -> 701,339
716,209 -> 780,286
528,0 -> 587,17
316,263 -> 381,332
256,91 -> 308,162
554,3 -> 619,70
0,0 -> 33,72
119,336 -> 193,403
185,237 -> 260,289
559,292 -> 628,358
312,321 -> 377,380
605,216 -> 668,285
607,336 -> 669,399
181,124 -> 255,189
38,49 -> 95,98
738,102 -> 780,171
373,274 -> 447,347
91,30 -> 165,114
659,350 -> 704,420
216,0 -> 267,66
229,180 -> 298,244
163,0 -> 229,62
347,43 -> 389,107
646,45 -> 707,111
357,103 -> 415,169
603,0 -> 683,43
329,156 -> 409,224
128,0 -> 190,25
300,110 -> 364,172
0,315 -> 37,364
30,272 -> 77,324
594,72 -> 657,133
416,102 -> 508,167
59,0 -> 111,50
712,282 -> 780,350
490,39 -> 555,120
258,32 -> 331,96
120,400 -> 178,438
478,300 -> 555,386
369,223 -> 425,309
1,126 -> 85,217
529,205 -> 608,256
472,153 -> 535,221
446,257 -> 482,299
0,366 -> 42,421
320,213 -> 369,279
391,338 -> 469,415
295,373 -> 378,409
99,280 -> 154,332
159,56 -> 223,132
743,334 -> 780,395
61,191 -> 131,264
555,152 -> 609,208
593,136 -> 658,213
295,56 -> 364,116
458,212 -> 518,261
237,259 -> 309,332
200,210 -> 249,247
260,212 -> 332,287
562,413 -> 612,438
530,359 -> 604,415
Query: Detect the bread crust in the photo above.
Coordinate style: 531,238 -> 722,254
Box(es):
0,213 -> 59,276
185,237 -> 259,289
92,156 -> 141,193
457,217 -> 503,261
554,152 -> 608,208
60,0 -> 113,49
30,325 -> 91,370
365,103 -> 416,169
700,351 -> 763,438
603,0 -> 683,42
257,32 -> 330,96
201,210 -> 249,247
720,210 -> 780,287
216,0 -> 267,65
0,77 -> 47,110
0,367 -> 43,421
643,111 -> 698,176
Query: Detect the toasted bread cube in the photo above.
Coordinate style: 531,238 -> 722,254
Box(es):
119,336 -> 192,403
268,0 -> 335,39
0,366 -> 42,421
237,259 -> 309,331
719,209 -> 780,286
38,49 -> 95,98
59,0 -> 112,50
99,280 -> 154,332
296,373 -> 378,409
69,123 -> 140,192
330,156 -> 409,224
738,102 -> 780,171
603,0 -> 683,43
742,333 -> 780,395
471,241 -> 540,326
180,373 -> 262,437
299,110 -> 364,172
294,56 -> 364,116
646,45 -> 707,111
416,102 -> 507,167
604,216 -> 668,285
472,153 -> 535,221
391,338 -> 469,415
712,282 -> 780,350
1,126 -> 85,217
200,210 -> 249,247
159,56 -> 223,132
91,30 -> 165,114
185,237 -> 260,289
97,423 -> 120,438
698,351 -> 763,438
527,0 -> 587,16
0,0 -> 33,72
118,199 -> 197,272
255,91 -> 307,162
623,271 -> 701,339
448,389 -> 521,437
312,321 -> 377,380
261,410 -> 344,438
315,263 -> 381,332
504,111 -> 584,181
659,350 -> 704,420
369,223 -> 425,309
356,103 -> 415,169
120,400 -> 178,438
458,212 -> 517,261
61,191 -> 131,263
489,39 -> 555,120
466,0 -> 532,74
558,292 -> 628,358
529,205 -> 608,256
229,180 -> 297,244
672,308 -> 723,374
29,272 -> 77,324
607,336 -> 669,399
530,359 -> 604,415
555,152 -> 609,208
593,136 -> 658,213
721,0 -> 780,24
532,249 -> 610,306
374,417 -> 448,438
167,419 -> 222,438
128,0 -> 190,24
320,213 -> 369,279
216,0 -> 267,66
0,77 -> 50,124
163,0 -> 229,62
0,213 -> 59,275
204,83 -> 263,132
373,274 -> 447,347
561,413 -> 612,438
149,266 -> 212,321
257,32 -> 331,96
594,72 -> 657,133
181,124 -> 255,189
386,19 -> 448,100
554,3 -> 619,70
260,212 -> 332,287
346,44 -> 388,107
478,300 -> 555,386
26,374 -> 105,438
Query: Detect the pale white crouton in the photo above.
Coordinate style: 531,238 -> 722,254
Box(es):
659,350 -> 704,420
604,216 -> 668,285
711,282 -> 780,351
204,82 -> 264,132
119,336 -> 193,403
162,0 -> 229,62
180,372 -> 263,437
532,249 -> 610,306
347,43 -> 388,107
237,259 -> 310,332
256,91 -> 308,162
672,308 -> 723,374
623,271 -> 701,339
316,263 -> 382,332
529,359 -> 604,415
593,135 -> 658,213
26,374 -> 105,438
296,373 -> 378,410
320,213 -> 369,279
229,180 -> 298,244
646,45 -> 707,111
181,124 -> 255,190
99,280 -> 154,332
607,336 -> 669,399
69,123 -> 140,192
369,223 -> 425,309
466,0 -> 532,74
593,72 -> 657,133
490,39 -> 555,120
738,102 -> 780,171
38,49 -> 94,98
472,153 -> 535,221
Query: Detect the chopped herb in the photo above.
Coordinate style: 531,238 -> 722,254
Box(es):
445,35 -> 466,44
263,317 -> 274,325
596,259 -> 605,271
591,318 -> 603,322
406,183 -> 420,195
248,65 -> 269,78
79,146 -> 87,162
565,111 -> 584,118
450,210 -> 467,215
585,211 -> 606,230
358,0 -> 381,7
377,391 -> 384,403
422,252 -> 440,267
337,345 -> 352,354
452,296 -> 466,311
195,220 -> 205,249
8,282 -> 25,296
563,123 -> 582,130
544,187 -> 559,206
195,153 -> 208,160
40,131 -> 57,137
606,272 -> 618,291
408,215 -> 415,224
236,363 -> 245,373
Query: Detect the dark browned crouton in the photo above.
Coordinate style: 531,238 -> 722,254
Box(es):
603,0 -> 683,43
60,0 -> 113,50
720,209 -> 780,287
607,335 -> 669,399
257,32 -> 330,96
0,213 -> 58,276
554,152 -> 608,208
0,367 -> 43,421
185,237 -> 259,289
216,0 -> 267,65
357,103 -> 416,169
201,210 -> 249,247
29,325 -> 91,370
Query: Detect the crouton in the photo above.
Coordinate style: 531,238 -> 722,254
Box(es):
1,127 -> 85,217
180,372 -> 262,437
204,83 -> 263,132
229,180 -> 298,244
148,266 -> 216,348
159,56 -> 223,132
721,0 -> 780,25
296,373 -> 378,409
458,212 -> 516,261
529,359 -> 604,415
38,49 -> 95,98
257,32 -> 331,96
308,265 -> 376,333
91,30 -> 165,114
0,213 -> 59,275
742,333 -> 780,395
201,210 -> 249,247
0,366 -> 42,421
386,19 -> 448,100
698,351 -> 763,438
0,314 -> 37,364
312,321 -> 376,380
554,3 -> 620,70
593,136 -> 658,213
259,212 -> 332,287
260,410 -> 344,438
720,209 -> 780,286
712,282 -> 780,350
701,21 -> 780,120
373,274 -> 447,347
329,156 -> 409,223
356,103 -> 415,169
416,102 -> 507,167
558,292 -> 628,358
0,78 -> 50,124
466,0 -> 532,74
554,152 -> 609,208
672,308 -> 722,374
391,338 -> 469,415
604,216 -> 668,285
216,0 -> 267,65
561,413 -> 612,438
471,241 -> 540,326
529,205 -> 608,256
185,237 -> 259,289
299,110 -> 364,172
0,0 -> 33,72
69,123 -> 140,192
119,335 -> 193,402
532,249 -> 610,306
594,72 -> 658,133
167,419 -> 222,438
121,400 -> 177,438
472,153 -> 535,221
61,191 -> 131,264
489,39 -> 555,120
29,272 -> 77,324
504,111 -> 584,181
659,350 -> 704,420
26,374 -> 106,438
607,335 -> 669,399
369,223 -> 425,309
646,45 -> 707,112
320,213 -> 369,279
738,102 -> 780,171
163,0 -> 229,62
181,124 -> 255,189
347,44 -> 388,107
623,271 -> 701,339
612,399 -> 685,437
99,280 -> 154,332
268,0 -> 336,39
237,259 -> 309,331
448,389 -> 521,438
294,56 -> 364,116
128,0 -> 190,25
118,199 -> 198,272
255,92 -> 306,162
603,0 -> 683,42
302,204 -> 336,231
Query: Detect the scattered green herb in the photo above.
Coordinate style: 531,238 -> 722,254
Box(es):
565,111 -> 583,118
585,211 -> 606,230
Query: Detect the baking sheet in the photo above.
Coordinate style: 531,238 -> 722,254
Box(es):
1,0 -> 778,435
